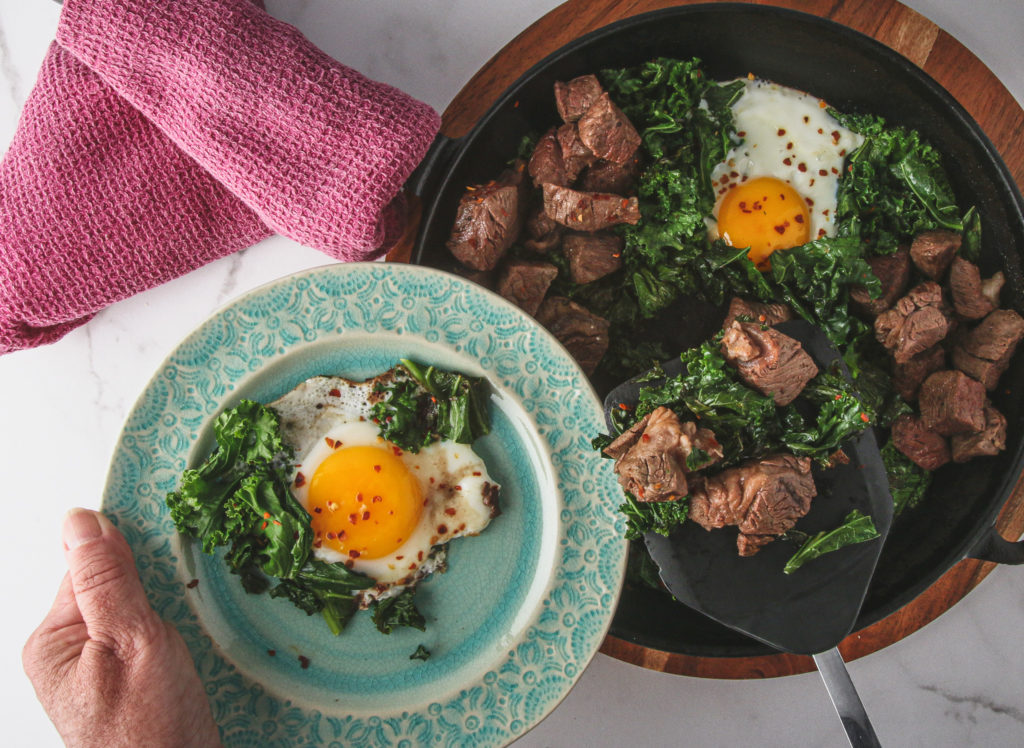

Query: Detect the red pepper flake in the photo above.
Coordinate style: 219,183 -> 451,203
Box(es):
618,403 -> 631,411
794,215 -> 804,224
327,531 -> 336,539
294,472 -> 306,488
186,578 -> 199,589
777,128 -> 786,136
299,655 -> 311,669
396,555 -> 404,560
444,507 -> 457,516
372,495 -> 383,503
327,500 -> 339,512
329,388 -> 341,397
514,100 -> 520,108
348,513 -> 358,524
803,115 -> 810,123
782,157 -> 792,166
818,169 -> 828,177
773,223 -> 788,235
641,433 -> 651,443
261,521 -> 268,530
263,511 -> 271,519
797,162 -> 807,172
392,446 -> 403,456
417,551 -> 424,561
831,130 -> 840,143
273,520 -> 281,526
835,394 -> 843,400
373,465 -> 382,473
349,550 -> 361,559
472,471 -> 482,477
338,530 -> 346,540
267,650 -> 276,656
860,413 -> 870,423
758,314 -> 767,322
437,524 -> 448,534
362,511 -> 370,521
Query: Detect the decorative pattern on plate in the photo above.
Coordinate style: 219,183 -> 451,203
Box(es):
103,263 -> 627,747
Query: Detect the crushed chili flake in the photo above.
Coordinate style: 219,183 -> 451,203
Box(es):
293,472 -> 306,488
373,465 -> 381,473
186,578 -> 199,589
329,388 -> 341,397
860,413 -> 870,423
349,550 -> 361,559
267,649 -> 276,656
298,655 -> 311,669
444,507 -> 457,516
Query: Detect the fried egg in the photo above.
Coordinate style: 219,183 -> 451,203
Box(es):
708,78 -> 864,268
269,373 -> 500,605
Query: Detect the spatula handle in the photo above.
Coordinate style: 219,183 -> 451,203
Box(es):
812,648 -> 882,748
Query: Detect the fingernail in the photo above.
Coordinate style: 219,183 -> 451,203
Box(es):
63,509 -> 103,550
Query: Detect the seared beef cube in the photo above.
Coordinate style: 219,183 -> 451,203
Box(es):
910,229 -> 961,279
577,92 -> 642,165
850,247 -> 911,317
952,308 -> 1024,389
603,407 -> 723,502
919,370 -> 986,435
578,156 -> 641,194
535,296 -> 610,375
689,453 -> 816,556
737,533 -> 776,557
527,128 -> 567,188
949,257 -> 998,320
720,321 -> 818,406
722,297 -> 793,328
563,233 -> 623,284
891,413 -> 951,470
496,260 -> 558,316
951,403 -> 1007,462
557,123 -> 597,183
542,184 -> 641,232
892,345 -> 945,401
522,207 -> 563,254
447,167 -> 527,271
874,282 -> 952,364
554,74 -> 603,123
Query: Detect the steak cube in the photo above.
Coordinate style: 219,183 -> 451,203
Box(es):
603,407 -> 723,502
948,257 -> 997,320
720,321 -> 818,406
578,156 -> 641,195
542,184 -> 640,232
576,92 -> 642,165
891,414 -> 951,470
496,260 -> 558,316
527,128 -> 567,188
952,308 -> 1024,389
850,247 -> 911,317
892,345 -> 946,402
535,296 -> 610,375
554,74 -> 604,123
563,232 -> 623,284
522,206 -> 563,254
556,123 -> 597,183
919,370 -> 987,435
910,229 -> 961,279
874,281 -> 952,364
951,402 -> 1007,462
446,166 -> 527,271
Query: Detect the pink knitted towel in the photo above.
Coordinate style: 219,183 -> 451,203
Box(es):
0,0 -> 441,354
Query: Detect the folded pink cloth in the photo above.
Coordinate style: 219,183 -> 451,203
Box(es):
0,0 -> 440,354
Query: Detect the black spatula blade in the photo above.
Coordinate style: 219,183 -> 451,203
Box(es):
603,320 -> 893,655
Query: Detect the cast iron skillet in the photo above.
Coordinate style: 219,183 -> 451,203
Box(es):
406,4 -> 1024,657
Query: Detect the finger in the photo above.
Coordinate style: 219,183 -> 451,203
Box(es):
23,573 -> 87,695
63,508 -> 161,652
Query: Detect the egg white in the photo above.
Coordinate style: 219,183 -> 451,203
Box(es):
269,373 -> 499,606
709,78 -> 864,241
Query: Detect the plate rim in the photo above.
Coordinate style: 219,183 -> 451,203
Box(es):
101,261 -> 628,746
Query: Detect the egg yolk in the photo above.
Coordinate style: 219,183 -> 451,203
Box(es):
716,176 -> 811,269
307,444 -> 423,560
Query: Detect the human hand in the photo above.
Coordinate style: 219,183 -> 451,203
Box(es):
23,508 -> 221,748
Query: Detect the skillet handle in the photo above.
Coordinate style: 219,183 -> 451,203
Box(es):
966,526 -> 1024,564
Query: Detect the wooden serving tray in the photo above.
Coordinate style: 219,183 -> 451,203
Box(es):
388,0 -> 1024,678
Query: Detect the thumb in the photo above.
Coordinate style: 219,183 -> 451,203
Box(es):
63,508 -> 160,649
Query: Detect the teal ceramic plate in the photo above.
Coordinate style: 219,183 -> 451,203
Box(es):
102,263 -> 627,747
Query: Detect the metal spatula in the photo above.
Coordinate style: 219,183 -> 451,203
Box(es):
603,320 -> 892,747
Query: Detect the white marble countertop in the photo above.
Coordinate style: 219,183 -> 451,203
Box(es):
1,1 -> 1022,745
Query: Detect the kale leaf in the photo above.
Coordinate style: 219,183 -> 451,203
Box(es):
372,588 -> 427,634
372,360 -> 490,452
410,645 -> 432,661
783,510 -> 881,574
831,110 -> 966,253
166,401 -> 312,579
619,493 -> 690,541
881,439 -> 933,516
